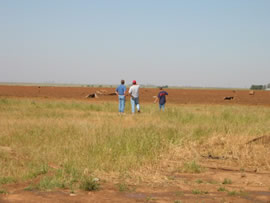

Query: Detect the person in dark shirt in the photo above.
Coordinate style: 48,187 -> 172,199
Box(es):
154,87 -> 168,111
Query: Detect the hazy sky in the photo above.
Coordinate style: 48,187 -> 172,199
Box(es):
0,0 -> 269,88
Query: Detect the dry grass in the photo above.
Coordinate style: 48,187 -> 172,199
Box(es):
0,97 -> 270,189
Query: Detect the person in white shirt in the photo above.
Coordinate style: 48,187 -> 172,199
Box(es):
128,80 -> 140,114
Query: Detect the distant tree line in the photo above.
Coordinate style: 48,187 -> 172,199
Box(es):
158,85 -> 169,89
250,83 -> 270,90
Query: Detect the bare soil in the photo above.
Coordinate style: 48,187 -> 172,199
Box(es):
1,85 -> 270,202
1,167 -> 270,202
0,85 -> 270,105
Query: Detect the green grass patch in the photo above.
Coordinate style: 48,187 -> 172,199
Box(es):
227,190 -> 238,196
0,177 -> 16,185
38,176 -> 64,190
116,183 -> 132,192
24,184 -> 39,191
192,189 -> 208,195
222,178 -> 232,185
183,161 -> 202,173
80,177 -> 100,191
24,164 -> 49,179
218,187 -> 226,192
195,179 -> 203,184
0,189 -> 8,194
227,190 -> 248,196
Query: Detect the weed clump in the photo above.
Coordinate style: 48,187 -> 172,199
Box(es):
80,177 -> 100,191
0,177 -> 16,185
218,187 -> 226,192
222,178 -> 232,185
117,183 -> 129,192
0,189 -> 8,194
227,190 -> 237,196
24,184 -> 39,191
183,160 -> 202,173
192,189 -> 208,195
227,190 -> 248,197
195,179 -> 203,184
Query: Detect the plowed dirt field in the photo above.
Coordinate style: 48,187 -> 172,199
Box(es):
0,85 -> 270,105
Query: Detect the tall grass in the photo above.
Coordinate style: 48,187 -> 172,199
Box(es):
0,97 -> 270,190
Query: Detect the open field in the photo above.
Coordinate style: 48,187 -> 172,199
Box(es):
1,85 -> 270,106
0,85 -> 270,202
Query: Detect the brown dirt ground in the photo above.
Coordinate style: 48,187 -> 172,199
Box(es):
1,85 -> 270,202
0,85 -> 270,105
1,168 -> 270,203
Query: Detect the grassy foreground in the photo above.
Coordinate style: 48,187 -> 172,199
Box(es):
0,97 -> 270,191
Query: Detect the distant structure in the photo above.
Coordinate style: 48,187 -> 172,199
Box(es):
267,83 -> 270,90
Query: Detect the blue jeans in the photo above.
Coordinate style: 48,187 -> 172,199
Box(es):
130,97 -> 140,113
159,103 -> 165,111
118,95 -> 125,112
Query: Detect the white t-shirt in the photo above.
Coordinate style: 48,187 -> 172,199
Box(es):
129,85 -> 140,98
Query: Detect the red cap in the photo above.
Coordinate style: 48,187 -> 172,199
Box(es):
132,80 -> 136,84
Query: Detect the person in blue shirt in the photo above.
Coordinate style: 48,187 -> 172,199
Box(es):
115,80 -> 127,114
154,87 -> 168,111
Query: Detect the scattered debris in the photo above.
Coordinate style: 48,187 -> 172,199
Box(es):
96,90 -> 106,95
224,96 -> 234,100
201,154 -> 227,160
70,193 -> 77,197
200,164 -> 257,173
85,93 -> 98,98
246,135 -> 270,145
86,89 -> 116,98
107,93 -> 117,96
92,178 -> 99,182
